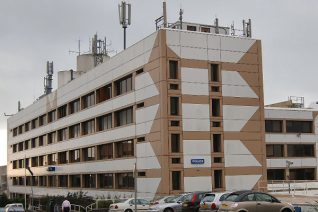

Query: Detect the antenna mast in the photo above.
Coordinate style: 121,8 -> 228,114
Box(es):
91,34 -> 108,66
118,1 -> 131,50
44,61 -> 53,95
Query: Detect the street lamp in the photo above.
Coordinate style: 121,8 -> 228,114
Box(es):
26,166 -> 34,209
286,160 -> 293,194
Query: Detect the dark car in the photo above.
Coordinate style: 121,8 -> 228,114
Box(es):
182,191 -> 210,212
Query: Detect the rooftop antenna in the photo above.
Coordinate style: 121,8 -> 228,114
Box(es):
91,33 -> 108,66
163,1 -> 167,28
69,39 -> 81,56
243,19 -> 252,37
214,17 -> 219,34
118,1 -> 131,50
44,61 -> 53,95
231,22 -> 235,36
179,8 -> 183,29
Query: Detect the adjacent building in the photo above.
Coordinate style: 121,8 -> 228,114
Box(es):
0,165 -> 7,194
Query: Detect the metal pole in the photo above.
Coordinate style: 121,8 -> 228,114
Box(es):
24,156 -> 27,210
134,162 -> 137,212
124,27 -> 127,50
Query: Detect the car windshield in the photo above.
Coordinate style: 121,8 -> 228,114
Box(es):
219,193 -> 230,201
165,196 -> 179,203
114,199 -> 128,203
183,194 -> 193,202
201,195 -> 215,202
224,194 -> 239,202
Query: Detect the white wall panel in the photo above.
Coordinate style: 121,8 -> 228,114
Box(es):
136,142 -> 161,170
135,72 -> 156,90
183,119 -> 210,132
183,140 -> 211,168
225,175 -> 261,191
181,32 -> 207,48
181,68 -> 209,83
135,85 -> 159,102
207,35 -> 221,50
181,47 -> 208,61
265,134 -> 317,143
224,140 -> 261,167
221,36 -> 255,52
208,49 -> 221,61
265,108 -> 313,120
137,178 -> 161,199
220,51 -> 245,63
166,30 -> 180,46
267,158 -> 317,168
181,83 -> 209,96
184,176 -> 212,192
182,104 -> 210,119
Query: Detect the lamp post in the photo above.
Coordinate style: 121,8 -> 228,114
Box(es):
133,162 -> 137,212
26,166 -> 34,209
286,160 -> 293,194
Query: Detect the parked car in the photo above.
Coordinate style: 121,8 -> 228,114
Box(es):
4,203 -> 25,212
218,190 -> 295,212
198,192 -> 230,212
151,196 -> 176,205
148,193 -> 190,212
109,198 -> 150,212
182,191 -> 211,212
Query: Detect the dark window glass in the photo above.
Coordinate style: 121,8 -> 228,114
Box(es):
69,149 -> 81,163
265,120 -> 283,133
69,124 -> 80,139
211,86 -> 220,92
69,99 -> 80,114
116,173 -> 134,189
48,110 -> 56,123
287,144 -> 314,157
116,140 -> 134,158
58,175 -> 68,187
214,170 -> 223,188
58,151 -> 68,164
83,174 -> 96,188
83,147 -> 95,161
213,134 -> 222,152
98,143 -> 113,160
266,144 -> 284,157
212,99 -> 220,117
115,74 -> 132,96
170,120 -> 180,126
267,169 -> 285,181
47,153 -> 57,165
82,119 -> 95,135
69,175 -> 81,187
169,83 -> 179,90
97,114 -> 112,131
48,176 -> 57,187
172,171 -> 181,190
99,173 -> 113,189
115,107 -> 133,127
187,25 -> 197,31
39,114 -> 46,126
58,104 -> 67,119
211,64 -> 219,82
170,97 -> 179,116
290,168 -> 315,180
171,134 -> 180,153
171,158 -> 181,164
96,84 -> 112,103
82,92 -> 95,109
57,128 -> 67,141
286,121 -> 313,133
169,61 -> 178,79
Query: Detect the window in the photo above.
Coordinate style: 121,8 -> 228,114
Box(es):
57,128 -> 68,141
69,98 -> 80,114
82,92 -> 95,109
171,134 -> 180,153
58,175 -> 68,187
98,173 -> 113,189
290,168 -> 315,180
136,68 -> 144,75
211,64 -> 219,82
266,144 -> 284,157
13,128 -> 17,137
70,175 -> 81,188
69,149 -> 81,163
47,153 -> 57,165
212,121 -> 221,127
58,151 -> 68,164
187,25 -> 197,31
213,157 -> 222,163
39,155 -> 46,166
213,134 -> 222,152
286,121 -> 313,133
18,125 -> 23,134
169,83 -> 179,90
137,102 -> 144,108
83,174 -> 96,188
115,74 -> 132,96
172,158 -> 181,164
265,120 -> 283,133
12,144 -> 17,153
116,140 -> 134,158
170,120 -> 180,126
58,104 -> 67,119
69,124 -> 80,139
172,171 -> 181,190
97,114 -> 112,131
212,99 -> 221,117
287,144 -> 314,157
82,147 -> 96,161
267,169 -> 285,181
137,137 -> 145,142
138,172 -> 146,177
96,84 -> 112,103
82,119 -> 95,135
18,142 -> 23,151
48,110 -> 56,123
201,27 -> 211,33
98,143 -> 113,160
39,176 -> 47,187
31,157 -> 38,167
47,132 -> 56,144
214,170 -> 223,189
169,61 -> 178,79
39,135 -> 46,146
39,114 -> 46,126
12,160 -> 17,169
31,118 -> 38,129
170,97 -> 179,115
116,173 -> 134,189
31,137 -> 38,148
211,86 -> 220,92
48,175 -> 57,187
18,159 -> 24,168
24,122 -> 30,132
115,107 -> 133,127
24,140 -> 29,150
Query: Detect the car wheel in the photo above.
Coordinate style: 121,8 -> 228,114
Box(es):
164,208 -> 174,212
125,209 -> 133,212
282,209 -> 292,212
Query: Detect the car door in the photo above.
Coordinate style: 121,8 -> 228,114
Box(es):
137,199 -> 150,211
255,193 -> 283,212
238,193 -> 257,212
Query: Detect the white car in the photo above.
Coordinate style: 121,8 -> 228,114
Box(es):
109,198 -> 150,212
148,193 -> 190,212
4,203 -> 25,212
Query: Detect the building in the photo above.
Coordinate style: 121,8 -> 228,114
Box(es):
7,20 -> 266,199
0,165 -> 7,194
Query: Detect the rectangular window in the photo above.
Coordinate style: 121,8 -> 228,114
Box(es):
13,128 -> 17,137
83,147 -> 95,161
115,107 -> 133,127
171,134 -> 180,153
39,176 -> 47,187
58,104 -> 67,119
39,114 -> 46,126
213,134 -> 222,152
69,98 -> 80,114
24,122 -> 30,132
31,118 -> 38,129
287,144 -> 315,157
48,175 -> 57,187
98,173 -> 113,189
265,120 -> 283,133
97,113 -> 112,131
48,110 -> 56,123
18,125 -> 23,134
82,92 -> 95,109
58,151 -> 68,164
31,137 -> 38,148
70,175 -> 81,188
12,144 -> 17,153
58,175 -> 68,187
31,157 -> 38,167
172,171 -> 181,190
211,86 -> 220,92
24,140 -> 29,150
169,61 -> 178,79
212,99 -> 221,117
266,144 -> 284,157
169,83 -> 179,90
187,25 -> 197,31
214,170 -> 223,189
115,74 -> 132,96
38,155 -> 46,166
267,169 -> 285,181
47,132 -> 56,144
57,128 -> 68,142
18,159 -> 24,168
170,97 -> 179,116
69,149 -> 81,163
48,153 -> 57,165
170,120 -> 180,126
201,27 -> 211,33
39,135 -> 46,146
116,173 -> 134,189
82,119 -> 95,135
290,168 -> 315,180
286,121 -> 313,133
69,124 -> 80,139
18,142 -> 23,151
171,158 -> 181,164
83,174 -> 96,188
96,84 -> 112,103
116,140 -> 134,158
98,143 -> 113,160
211,64 -> 219,82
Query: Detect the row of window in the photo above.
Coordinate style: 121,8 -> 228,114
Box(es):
12,172 -> 134,190
266,144 -> 315,158
267,168 -> 315,181
265,120 -> 313,133
12,73 -> 134,137
12,139 -> 135,169
12,106 -> 133,153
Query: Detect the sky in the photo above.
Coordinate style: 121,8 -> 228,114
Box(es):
0,0 -> 317,166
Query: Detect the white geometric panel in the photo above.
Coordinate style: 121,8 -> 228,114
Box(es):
182,103 -> 210,131
137,178 -> 161,199
224,140 -> 261,167
220,36 -> 256,53
222,70 -> 258,98
136,104 -> 159,136
225,175 -> 261,191
136,142 -> 161,169
184,176 -> 212,192
223,105 -> 258,132
181,67 -> 209,95
183,140 -> 211,168
183,119 -> 210,132
135,72 -> 159,102
182,83 -> 209,96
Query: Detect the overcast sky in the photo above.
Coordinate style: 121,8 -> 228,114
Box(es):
0,0 -> 317,166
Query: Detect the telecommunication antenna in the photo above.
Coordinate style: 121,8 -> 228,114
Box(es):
118,1 -> 131,49
44,61 -> 53,95
91,34 -> 108,66
179,8 -> 183,29
242,19 -> 252,37
214,18 -> 219,34
69,39 -> 81,56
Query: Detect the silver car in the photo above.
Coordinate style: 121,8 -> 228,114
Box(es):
148,194 -> 189,212
199,192 -> 230,212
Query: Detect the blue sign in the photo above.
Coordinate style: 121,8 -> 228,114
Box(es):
191,159 -> 205,164
47,166 -> 56,172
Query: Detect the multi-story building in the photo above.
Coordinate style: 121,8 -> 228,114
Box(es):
0,165 -> 7,194
7,21 -> 266,199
